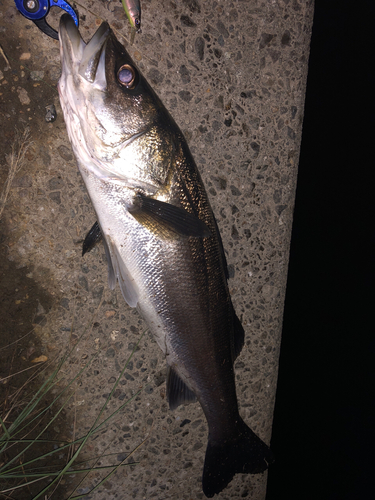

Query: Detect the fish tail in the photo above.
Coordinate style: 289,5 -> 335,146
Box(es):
202,417 -> 274,498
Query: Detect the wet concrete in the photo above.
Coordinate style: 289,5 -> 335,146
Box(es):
0,0 -> 314,498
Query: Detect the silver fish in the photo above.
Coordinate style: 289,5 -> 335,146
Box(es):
58,14 -> 273,497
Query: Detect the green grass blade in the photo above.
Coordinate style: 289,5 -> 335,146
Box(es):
1,462 -> 138,480
0,415 -> 10,440
28,330 -> 146,499
0,314 -> 147,500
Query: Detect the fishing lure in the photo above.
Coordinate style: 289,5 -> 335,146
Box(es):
120,0 -> 141,43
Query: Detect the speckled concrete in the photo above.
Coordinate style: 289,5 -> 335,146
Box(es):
0,0 -> 314,498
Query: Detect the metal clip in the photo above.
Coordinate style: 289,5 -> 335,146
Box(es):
14,0 -> 78,40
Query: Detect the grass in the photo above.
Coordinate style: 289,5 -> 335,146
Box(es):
0,309 -> 147,499
0,10 -> 149,498
0,127 -> 32,220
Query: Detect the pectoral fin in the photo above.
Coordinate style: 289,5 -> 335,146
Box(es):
129,193 -> 211,239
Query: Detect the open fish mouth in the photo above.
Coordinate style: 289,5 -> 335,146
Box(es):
59,14 -> 111,89
58,14 -> 135,178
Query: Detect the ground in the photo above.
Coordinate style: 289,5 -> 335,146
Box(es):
0,1 -> 313,498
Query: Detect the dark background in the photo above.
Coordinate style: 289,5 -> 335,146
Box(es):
267,1 -> 374,498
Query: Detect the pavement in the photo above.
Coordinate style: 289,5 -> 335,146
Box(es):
0,0 -> 313,498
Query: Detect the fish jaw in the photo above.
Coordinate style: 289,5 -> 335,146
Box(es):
58,15 -> 113,180
58,14 -> 160,186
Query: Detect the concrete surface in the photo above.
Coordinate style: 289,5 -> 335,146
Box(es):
0,0 -> 314,498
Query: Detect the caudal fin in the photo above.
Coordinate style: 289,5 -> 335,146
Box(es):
202,418 -> 274,498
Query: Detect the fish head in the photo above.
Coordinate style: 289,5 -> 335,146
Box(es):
58,14 -> 164,184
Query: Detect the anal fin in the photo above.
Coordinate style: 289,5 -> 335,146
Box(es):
166,365 -> 197,410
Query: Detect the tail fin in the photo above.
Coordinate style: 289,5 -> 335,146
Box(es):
202,417 -> 274,498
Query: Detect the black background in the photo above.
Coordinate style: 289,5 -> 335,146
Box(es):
267,1 -> 375,498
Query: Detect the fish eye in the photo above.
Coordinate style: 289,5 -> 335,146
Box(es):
117,64 -> 136,89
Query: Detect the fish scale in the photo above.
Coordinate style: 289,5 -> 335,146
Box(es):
58,14 -> 273,497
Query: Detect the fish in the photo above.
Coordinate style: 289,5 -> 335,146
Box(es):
57,14 -> 273,497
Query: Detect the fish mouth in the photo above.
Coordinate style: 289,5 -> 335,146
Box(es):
59,14 -> 111,89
